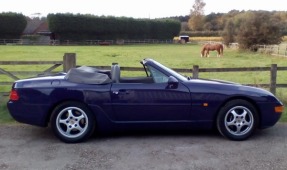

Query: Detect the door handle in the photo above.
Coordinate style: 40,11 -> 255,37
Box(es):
112,91 -> 119,95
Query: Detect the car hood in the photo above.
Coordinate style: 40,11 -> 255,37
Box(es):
191,78 -> 240,85
184,78 -> 278,101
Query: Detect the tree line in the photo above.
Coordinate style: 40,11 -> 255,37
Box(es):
221,11 -> 284,50
164,0 -> 284,50
177,9 -> 287,35
1,9 -> 287,50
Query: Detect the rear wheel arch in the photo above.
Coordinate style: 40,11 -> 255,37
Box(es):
45,99 -> 95,125
49,100 -> 97,143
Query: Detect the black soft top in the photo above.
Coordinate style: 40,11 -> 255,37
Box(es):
65,66 -> 112,84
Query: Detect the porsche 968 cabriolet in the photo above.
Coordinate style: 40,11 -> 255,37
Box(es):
7,58 -> 283,143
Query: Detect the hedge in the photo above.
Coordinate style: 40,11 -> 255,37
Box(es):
47,13 -> 181,40
0,12 -> 27,39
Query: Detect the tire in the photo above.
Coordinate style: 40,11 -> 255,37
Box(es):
50,101 -> 95,143
216,99 -> 259,141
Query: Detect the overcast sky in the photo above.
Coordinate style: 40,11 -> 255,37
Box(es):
1,0 -> 286,18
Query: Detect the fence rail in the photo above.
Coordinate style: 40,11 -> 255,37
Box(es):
1,53 -> 287,96
0,53 -> 76,96
0,39 -> 23,45
257,44 -> 287,57
94,64 -> 286,94
0,39 -> 174,46
0,61 -> 63,81
227,43 -> 287,57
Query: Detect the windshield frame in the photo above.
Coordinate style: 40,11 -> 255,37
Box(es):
144,59 -> 188,82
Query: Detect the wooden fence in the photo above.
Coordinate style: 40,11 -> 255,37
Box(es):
1,53 -> 287,96
0,53 -> 76,96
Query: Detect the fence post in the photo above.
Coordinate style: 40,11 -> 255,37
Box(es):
63,53 -> 76,72
270,64 -> 277,95
193,65 -> 199,79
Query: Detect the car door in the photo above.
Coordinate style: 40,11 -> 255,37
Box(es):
110,66 -> 191,122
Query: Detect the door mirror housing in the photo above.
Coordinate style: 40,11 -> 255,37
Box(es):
167,76 -> 178,89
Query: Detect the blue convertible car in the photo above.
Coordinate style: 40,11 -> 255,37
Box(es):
7,59 -> 283,143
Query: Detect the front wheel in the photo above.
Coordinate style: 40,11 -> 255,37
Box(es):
217,99 -> 259,141
50,102 -> 95,143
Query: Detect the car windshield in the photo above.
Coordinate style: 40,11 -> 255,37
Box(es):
151,60 -> 188,81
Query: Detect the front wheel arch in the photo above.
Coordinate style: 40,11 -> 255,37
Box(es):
216,99 -> 259,141
213,97 -> 261,128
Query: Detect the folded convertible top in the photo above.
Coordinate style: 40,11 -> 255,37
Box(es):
65,66 -> 112,84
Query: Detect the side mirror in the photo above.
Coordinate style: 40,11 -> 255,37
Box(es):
167,76 -> 178,89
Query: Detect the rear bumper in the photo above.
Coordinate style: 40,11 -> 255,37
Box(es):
7,101 -> 50,127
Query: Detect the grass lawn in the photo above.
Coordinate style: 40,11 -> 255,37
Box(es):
0,44 -> 286,123
0,96 -> 16,124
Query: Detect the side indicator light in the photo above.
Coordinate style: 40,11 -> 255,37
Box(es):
275,106 -> 284,113
10,90 -> 19,101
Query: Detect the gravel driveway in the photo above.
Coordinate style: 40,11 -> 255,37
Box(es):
0,123 -> 287,170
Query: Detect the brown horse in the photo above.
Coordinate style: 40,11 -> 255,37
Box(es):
201,43 -> 224,57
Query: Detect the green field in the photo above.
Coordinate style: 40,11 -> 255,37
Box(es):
0,44 -> 286,123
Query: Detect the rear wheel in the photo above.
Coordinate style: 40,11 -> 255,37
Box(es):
217,99 -> 259,141
50,101 -> 95,143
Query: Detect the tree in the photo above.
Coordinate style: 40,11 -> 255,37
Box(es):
204,13 -> 224,31
0,12 -> 27,39
272,11 -> 287,35
188,0 -> 206,31
235,11 -> 283,50
221,20 -> 236,45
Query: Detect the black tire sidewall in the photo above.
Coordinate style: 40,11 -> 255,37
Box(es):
217,99 -> 259,141
50,101 -> 95,143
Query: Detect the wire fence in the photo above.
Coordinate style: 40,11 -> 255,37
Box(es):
257,44 -> 287,57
